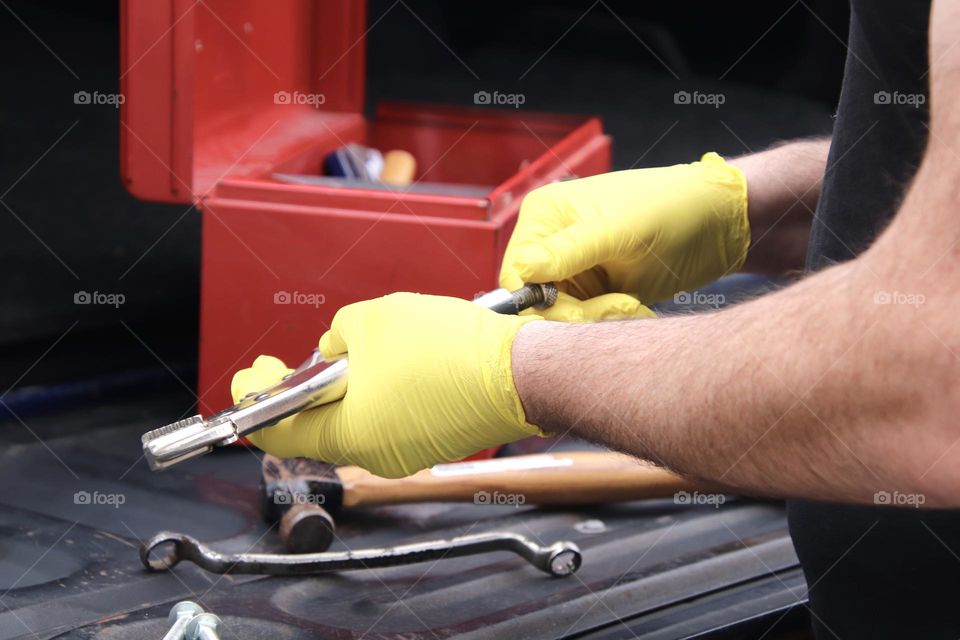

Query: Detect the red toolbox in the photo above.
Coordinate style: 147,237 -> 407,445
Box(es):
120,0 -> 611,415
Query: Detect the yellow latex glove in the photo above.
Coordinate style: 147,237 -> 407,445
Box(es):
231,293 -> 543,478
500,152 -> 749,321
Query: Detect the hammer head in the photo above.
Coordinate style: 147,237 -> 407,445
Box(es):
261,455 -> 344,553
278,502 -> 336,554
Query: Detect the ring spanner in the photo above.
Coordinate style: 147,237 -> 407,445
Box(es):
141,283 -> 558,471
141,530 -> 581,577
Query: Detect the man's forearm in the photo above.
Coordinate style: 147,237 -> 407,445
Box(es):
512,157 -> 960,507
731,138 -> 830,275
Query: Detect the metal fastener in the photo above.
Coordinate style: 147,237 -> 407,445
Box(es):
186,613 -> 222,640
163,601 -> 204,640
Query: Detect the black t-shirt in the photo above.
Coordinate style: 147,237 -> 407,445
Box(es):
791,1 -> 960,637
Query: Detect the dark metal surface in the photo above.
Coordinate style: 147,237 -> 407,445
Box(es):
0,392 -> 809,639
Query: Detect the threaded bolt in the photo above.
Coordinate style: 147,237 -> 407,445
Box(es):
163,601 -> 204,640
186,613 -> 222,640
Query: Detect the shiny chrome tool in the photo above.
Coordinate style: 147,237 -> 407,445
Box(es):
141,283 -> 558,471
164,601 -> 204,640
141,530 -> 581,577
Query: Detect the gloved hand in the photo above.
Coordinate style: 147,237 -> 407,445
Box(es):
500,152 -> 749,321
231,293 -> 544,478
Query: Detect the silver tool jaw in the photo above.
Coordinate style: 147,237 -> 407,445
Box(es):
142,357 -> 349,471
141,415 -> 236,471
140,284 -> 556,472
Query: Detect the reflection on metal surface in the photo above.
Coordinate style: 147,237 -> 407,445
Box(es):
574,519 -> 608,535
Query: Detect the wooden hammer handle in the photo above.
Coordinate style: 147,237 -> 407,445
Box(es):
336,452 -> 714,508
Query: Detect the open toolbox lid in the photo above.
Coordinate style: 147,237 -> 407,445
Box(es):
120,0 -> 608,218
120,0 -> 366,203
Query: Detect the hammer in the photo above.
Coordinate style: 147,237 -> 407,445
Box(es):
261,452 -> 717,553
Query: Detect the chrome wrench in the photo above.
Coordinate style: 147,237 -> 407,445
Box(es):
141,530 -> 581,577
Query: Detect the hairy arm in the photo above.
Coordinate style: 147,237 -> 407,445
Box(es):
514,1 -> 960,507
733,138 -> 830,275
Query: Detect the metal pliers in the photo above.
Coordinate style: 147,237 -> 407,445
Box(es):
141,284 -> 558,471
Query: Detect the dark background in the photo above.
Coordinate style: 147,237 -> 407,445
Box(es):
0,1 -> 845,407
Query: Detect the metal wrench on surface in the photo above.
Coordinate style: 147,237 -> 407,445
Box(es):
141,283 -> 558,471
141,530 -> 581,578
